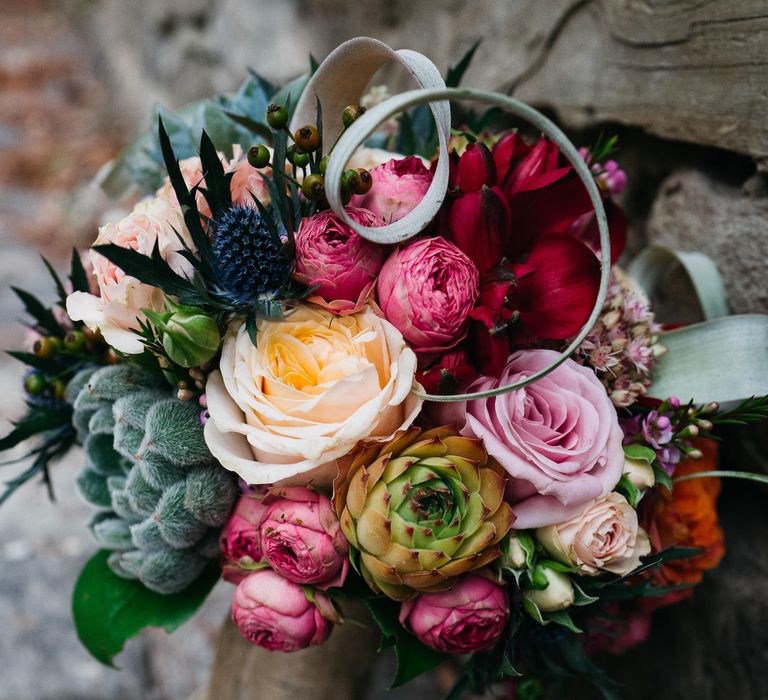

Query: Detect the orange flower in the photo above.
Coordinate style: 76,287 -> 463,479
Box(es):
643,438 -> 725,596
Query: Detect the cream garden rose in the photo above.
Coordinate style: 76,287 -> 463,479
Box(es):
204,304 -> 422,485
66,195 -> 194,354
537,492 -> 651,576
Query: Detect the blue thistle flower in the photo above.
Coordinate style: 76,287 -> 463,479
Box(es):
211,206 -> 292,305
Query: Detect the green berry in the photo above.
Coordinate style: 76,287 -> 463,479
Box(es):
341,169 -> 360,195
292,151 -> 310,168
247,144 -> 270,168
342,104 -> 366,128
266,104 -> 288,130
33,336 -> 60,359
64,330 -> 86,351
301,174 -> 325,202
24,373 -> 47,395
319,155 -> 329,175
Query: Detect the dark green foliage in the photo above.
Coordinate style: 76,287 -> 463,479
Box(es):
136,451 -> 187,492
141,399 -> 211,465
155,481 -> 208,549
185,463 -> 239,526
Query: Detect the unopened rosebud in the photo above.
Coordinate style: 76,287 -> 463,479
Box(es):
695,418 -> 713,432
701,401 -> 720,415
678,425 -> 699,439
145,302 -> 220,368
524,567 -> 574,612
685,447 -> 704,460
623,457 -> 655,490
504,535 -> 528,569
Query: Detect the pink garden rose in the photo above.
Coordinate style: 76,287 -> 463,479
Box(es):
399,574 -> 509,654
537,492 -> 651,576
351,156 -> 433,223
259,486 -> 349,589
232,569 -> 334,652
220,494 -> 269,582
295,208 -> 387,314
377,237 -> 479,355
444,349 -> 624,528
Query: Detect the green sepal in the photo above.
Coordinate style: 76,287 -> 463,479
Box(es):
72,549 -> 219,667
365,597 -> 448,688
622,444 -> 656,463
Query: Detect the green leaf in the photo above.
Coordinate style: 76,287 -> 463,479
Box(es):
365,597 -> 447,687
72,550 -> 219,667
543,609 -> 582,634
572,581 -> 599,607
446,39 -> 481,88
616,475 -> 641,508
70,248 -> 91,293
6,350 -> 61,373
622,444 -> 656,463
653,464 -> 673,493
0,410 -> 70,451
12,287 -> 61,336
41,256 -> 67,306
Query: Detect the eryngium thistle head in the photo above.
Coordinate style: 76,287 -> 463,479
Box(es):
333,425 -> 515,600
211,205 -> 291,305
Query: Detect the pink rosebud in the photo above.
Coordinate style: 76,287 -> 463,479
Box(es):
448,185 -> 511,273
295,208 -> 386,314
377,237 -> 479,355
350,156 -> 433,223
399,574 -> 509,654
232,570 -> 334,652
455,142 -> 496,193
220,495 -> 269,581
259,486 -> 349,589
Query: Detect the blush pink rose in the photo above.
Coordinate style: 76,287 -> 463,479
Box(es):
537,492 -> 651,576
295,208 -> 387,314
443,349 -> 624,528
232,569 -> 334,652
377,237 -> 479,354
351,156 -> 433,224
399,574 -> 509,654
259,486 -> 349,589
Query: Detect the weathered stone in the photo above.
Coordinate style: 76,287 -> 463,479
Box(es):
647,168 -> 768,315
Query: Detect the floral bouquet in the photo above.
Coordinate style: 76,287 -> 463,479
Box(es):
3,37 -> 768,699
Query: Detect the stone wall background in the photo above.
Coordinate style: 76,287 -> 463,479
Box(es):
1,1 -> 767,698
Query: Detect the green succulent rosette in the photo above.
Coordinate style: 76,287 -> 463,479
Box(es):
333,425 -> 515,600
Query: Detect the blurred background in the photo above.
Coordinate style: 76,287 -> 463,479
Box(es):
1,1 -> 766,698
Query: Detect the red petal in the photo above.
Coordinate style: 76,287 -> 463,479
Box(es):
503,138 -> 560,195
469,322 -> 510,377
506,172 -> 593,258
570,198 -> 628,264
456,142 -> 496,193
493,132 -> 531,185
508,235 -> 600,339
448,186 -> 510,273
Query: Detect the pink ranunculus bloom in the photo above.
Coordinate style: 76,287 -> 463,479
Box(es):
295,208 -> 387,314
377,237 -> 480,355
442,349 -> 625,529
231,569 -> 334,652
399,573 -> 509,654
350,156 -> 433,224
220,494 -> 270,582
259,486 -> 349,589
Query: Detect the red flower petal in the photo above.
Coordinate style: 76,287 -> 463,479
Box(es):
570,198 -> 628,264
456,142 -> 496,193
508,235 -> 600,339
493,132 -> 531,186
448,186 -> 511,273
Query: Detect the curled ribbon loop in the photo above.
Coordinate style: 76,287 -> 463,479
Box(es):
327,87 -> 611,402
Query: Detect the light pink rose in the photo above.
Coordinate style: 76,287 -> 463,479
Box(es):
351,156 -> 433,223
259,486 -> 349,589
231,569 -> 334,652
377,237 -> 479,355
295,208 -> 387,314
537,492 -> 651,576
66,196 -> 194,353
443,349 -> 624,528
399,574 -> 509,654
